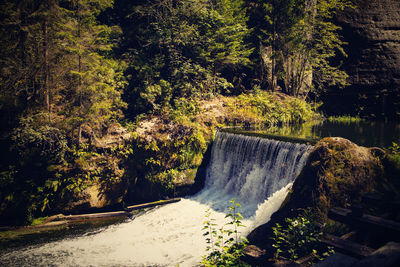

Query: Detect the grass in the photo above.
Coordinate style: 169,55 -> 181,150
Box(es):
30,217 -> 49,226
327,115 -> 364,124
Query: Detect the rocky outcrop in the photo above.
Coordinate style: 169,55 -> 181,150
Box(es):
94,124 -> 132,149
55,124 -> 132,214
284,137 -> 383,214
248,137 -> 384,248
322,0 -> 400,119
67,181 -> 128,211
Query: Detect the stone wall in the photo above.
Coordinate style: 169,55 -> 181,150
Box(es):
322,0 -> 400,119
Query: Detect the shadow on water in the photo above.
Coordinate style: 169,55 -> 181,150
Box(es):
258,120 -> 400,148
0,208 -> 155,254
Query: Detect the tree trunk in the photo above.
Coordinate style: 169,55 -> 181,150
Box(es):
77,2 -> 82,144
43,19 -> 50,121
18,3 -> 27,106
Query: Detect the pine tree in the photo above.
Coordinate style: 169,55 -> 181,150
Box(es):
200,0 -> 254,94
118,0 -> 253,116
259,0 -> 351,97
56,0 -> 126,143
260,0 -> 304,91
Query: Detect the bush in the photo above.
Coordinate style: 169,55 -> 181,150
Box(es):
201,199 -> 249,267
225,91 -> 318,126
271,211 -> 334,265
12,115 -> 67,164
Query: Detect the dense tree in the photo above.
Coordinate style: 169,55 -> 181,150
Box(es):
0,0 -> 126,223
261,0 -> 304,91
0,0 -> 354,224
257,0 -> 351,97
0,0 -> 126,137
119,0 -> 253,116
200,0 -> 253,93
56,0 -> 126,143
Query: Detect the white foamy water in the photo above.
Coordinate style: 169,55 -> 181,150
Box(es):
0,131 -> 311,267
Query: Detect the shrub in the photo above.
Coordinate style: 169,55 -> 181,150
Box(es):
225,91 -> 318,126
201,199 -> 249,267
271,211 -> 334,265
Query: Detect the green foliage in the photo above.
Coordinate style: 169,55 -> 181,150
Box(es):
0,166 -> 17,207
384,142 -> 400,198
12,114 -> 68,164
130,116 -> 210,200
202,199 -> 249,266
225,91 -> 318,126
61,142 -> 132,195
327,115 -> 364,124
169,98 -> 200,122
388,142 -> 400,155
122,0 -> 253,116
272,211 -> 334,265
258,0 -> 352,97
30,216 -> 49,226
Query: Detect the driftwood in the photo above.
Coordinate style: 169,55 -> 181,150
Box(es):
34,198 -> 182,226
126,198 -> 181,211
61,211 -> 129,221
328,207 -> 400,239
321,206 -> 400,259
321,233 -> 374,258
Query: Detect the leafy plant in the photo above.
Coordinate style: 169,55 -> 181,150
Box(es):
201,199 -> 249,266
327,116 -> 364,124
388,142 -> 400,154
225,91 -> 318,126
271,211 -> 334,265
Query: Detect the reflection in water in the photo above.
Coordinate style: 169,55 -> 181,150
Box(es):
265,120 -> 400,148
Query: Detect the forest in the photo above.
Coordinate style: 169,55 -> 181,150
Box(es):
0,0 -> 385,226
2,0 -> 400,266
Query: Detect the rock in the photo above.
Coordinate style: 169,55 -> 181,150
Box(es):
322,0 -> 400,119
352,242 -> 400,267
313,253 -> 358,267
242,245 -> 269,266
247,137 -> 383,250
286,137 -> 384,215
59,179 -> 129,213
94,123 -> 132,149
82,181 -> 127,209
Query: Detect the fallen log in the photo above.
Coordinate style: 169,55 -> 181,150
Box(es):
328,207 -> 400,240
321,233 -> 374,258
61,210 -> 129,221
41,198 -> 182,223
126,198 -> 181,211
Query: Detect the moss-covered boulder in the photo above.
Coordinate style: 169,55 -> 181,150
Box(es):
248,137 -> 384,248
288,137 -> 384,215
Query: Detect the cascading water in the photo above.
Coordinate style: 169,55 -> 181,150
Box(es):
195,131 -> 312,218
0,131 -> 312,267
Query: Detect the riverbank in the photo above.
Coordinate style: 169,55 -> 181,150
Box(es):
0,198 -> 181,250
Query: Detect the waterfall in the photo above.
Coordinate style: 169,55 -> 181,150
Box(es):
0,131 -> 312,267
194,131 -> 312,218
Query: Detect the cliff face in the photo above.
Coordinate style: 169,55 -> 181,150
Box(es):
322,0 -> 400,119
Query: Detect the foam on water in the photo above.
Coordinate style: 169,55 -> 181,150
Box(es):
0,131 -> 311,266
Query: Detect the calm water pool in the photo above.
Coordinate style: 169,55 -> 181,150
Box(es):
235,120 -> 400,148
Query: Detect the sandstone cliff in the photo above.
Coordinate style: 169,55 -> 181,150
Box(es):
322,0 -> 400,119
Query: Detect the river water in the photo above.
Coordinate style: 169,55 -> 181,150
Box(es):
0,131 -> 312,266
264,120 -> 400,148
